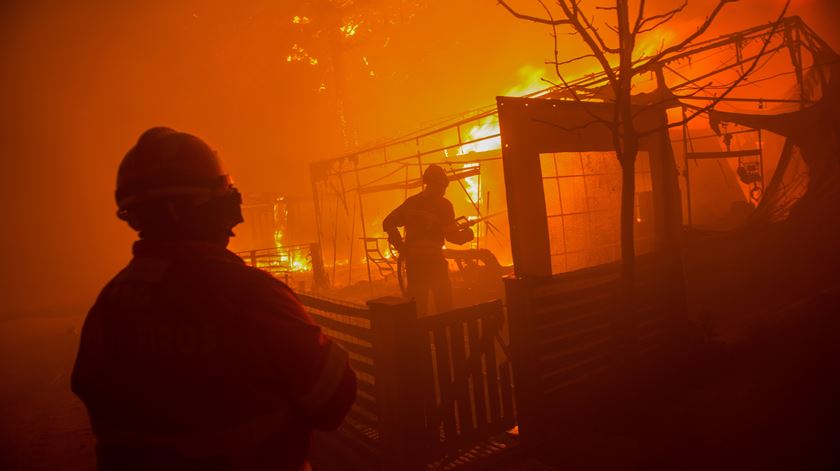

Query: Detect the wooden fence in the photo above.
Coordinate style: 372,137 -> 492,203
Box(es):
238,243 -> 329,289
418,300 -> 517,469
298,293 -> 383,470
298,294 -> 517,470
504,252 -> 688,445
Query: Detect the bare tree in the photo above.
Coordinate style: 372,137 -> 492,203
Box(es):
497,0 -> 790,287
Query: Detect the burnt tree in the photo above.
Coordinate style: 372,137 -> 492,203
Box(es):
498,0 -> 789,287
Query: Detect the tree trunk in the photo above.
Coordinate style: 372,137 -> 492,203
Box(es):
620,150 -> 637,288
616,0 -> 637,291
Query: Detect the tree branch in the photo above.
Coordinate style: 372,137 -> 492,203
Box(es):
635,0 -> 686,35
541,0 -> 615,129
631,0 -> 647,34
580,12 -> 621,53
496,0 -> 571,26
546,53 -> 597,67
556,0 -> 619,87
638,0 -> 791,137
633,0 -> 737,75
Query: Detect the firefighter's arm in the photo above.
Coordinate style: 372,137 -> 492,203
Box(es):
442,201 -> 474,245
71,296 -> 110,402
256,283 -> 356,431
382,202 -> 407,251
295,336 -> 357,430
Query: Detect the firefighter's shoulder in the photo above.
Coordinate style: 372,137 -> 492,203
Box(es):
209,255 -> 311,323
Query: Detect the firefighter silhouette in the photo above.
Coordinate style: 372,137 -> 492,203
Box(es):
383,164 -> 474,315
72,127 -> 355,469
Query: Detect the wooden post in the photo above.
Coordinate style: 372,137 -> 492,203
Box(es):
309,242 -> 329,290
309,164 -> 328,286
497,97 -> 552,278
355,162 -> 374,295
367,297 -> 426,470
502,276 -> 541,444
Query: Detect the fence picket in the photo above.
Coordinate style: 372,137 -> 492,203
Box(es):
499,361 -> 515,423
432,326 -> 458,442
467,319 -> 489,428
449,321 -> 474,440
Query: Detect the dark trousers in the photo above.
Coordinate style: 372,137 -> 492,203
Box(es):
405,255 -> 452,315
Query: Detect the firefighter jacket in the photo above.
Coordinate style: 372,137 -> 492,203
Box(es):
383,189 -> 472,254
71,239 -> 356,470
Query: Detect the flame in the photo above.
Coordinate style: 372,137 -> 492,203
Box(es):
504,65 -> 550,97
449,117 -> 495,205
457,116 -> 501,155
248,200 -> 312,274
451,30 -> 676,158
278,249 -> 310,273
461,163 -> 481,204
444,27 -> 677,213
634,30 -> 676,62
454,65 -> 548,156
292,15 -> 310,25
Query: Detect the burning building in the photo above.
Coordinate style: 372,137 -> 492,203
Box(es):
296,14 -> 840,470
297,16 -> 838,306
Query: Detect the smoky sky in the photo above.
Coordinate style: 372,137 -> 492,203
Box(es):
1,0 -> 837,316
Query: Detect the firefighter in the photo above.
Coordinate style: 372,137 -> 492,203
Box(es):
383,164 -> 474,315
71,127 -> 355,470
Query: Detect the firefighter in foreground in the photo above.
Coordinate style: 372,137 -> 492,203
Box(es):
383,164 -> 474,315
72,127 -> 356,470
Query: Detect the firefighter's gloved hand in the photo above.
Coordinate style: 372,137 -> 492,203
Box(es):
388,234 -> 405,253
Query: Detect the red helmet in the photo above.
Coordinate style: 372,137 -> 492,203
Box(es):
116,127 -> 242,232
116,127 -> 234,211
422,164 -> 449,189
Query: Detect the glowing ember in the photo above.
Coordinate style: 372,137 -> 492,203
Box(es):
362,56 -> 375,77
287,44 -> 318,66
339,20 -> 360,38
291,15 -> 310,24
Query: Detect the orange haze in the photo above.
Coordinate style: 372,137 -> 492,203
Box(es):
1,0 -> 838,317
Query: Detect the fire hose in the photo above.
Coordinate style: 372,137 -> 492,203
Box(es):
390,212 -> 504,296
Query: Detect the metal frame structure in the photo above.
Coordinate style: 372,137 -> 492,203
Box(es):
309,16 -> 819,289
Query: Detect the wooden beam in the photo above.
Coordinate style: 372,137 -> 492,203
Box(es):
686,149 -> 761,160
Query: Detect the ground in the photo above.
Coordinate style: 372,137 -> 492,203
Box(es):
1,289 -> 838,470
0,307 -> 95,470
533,284 -> 840,470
